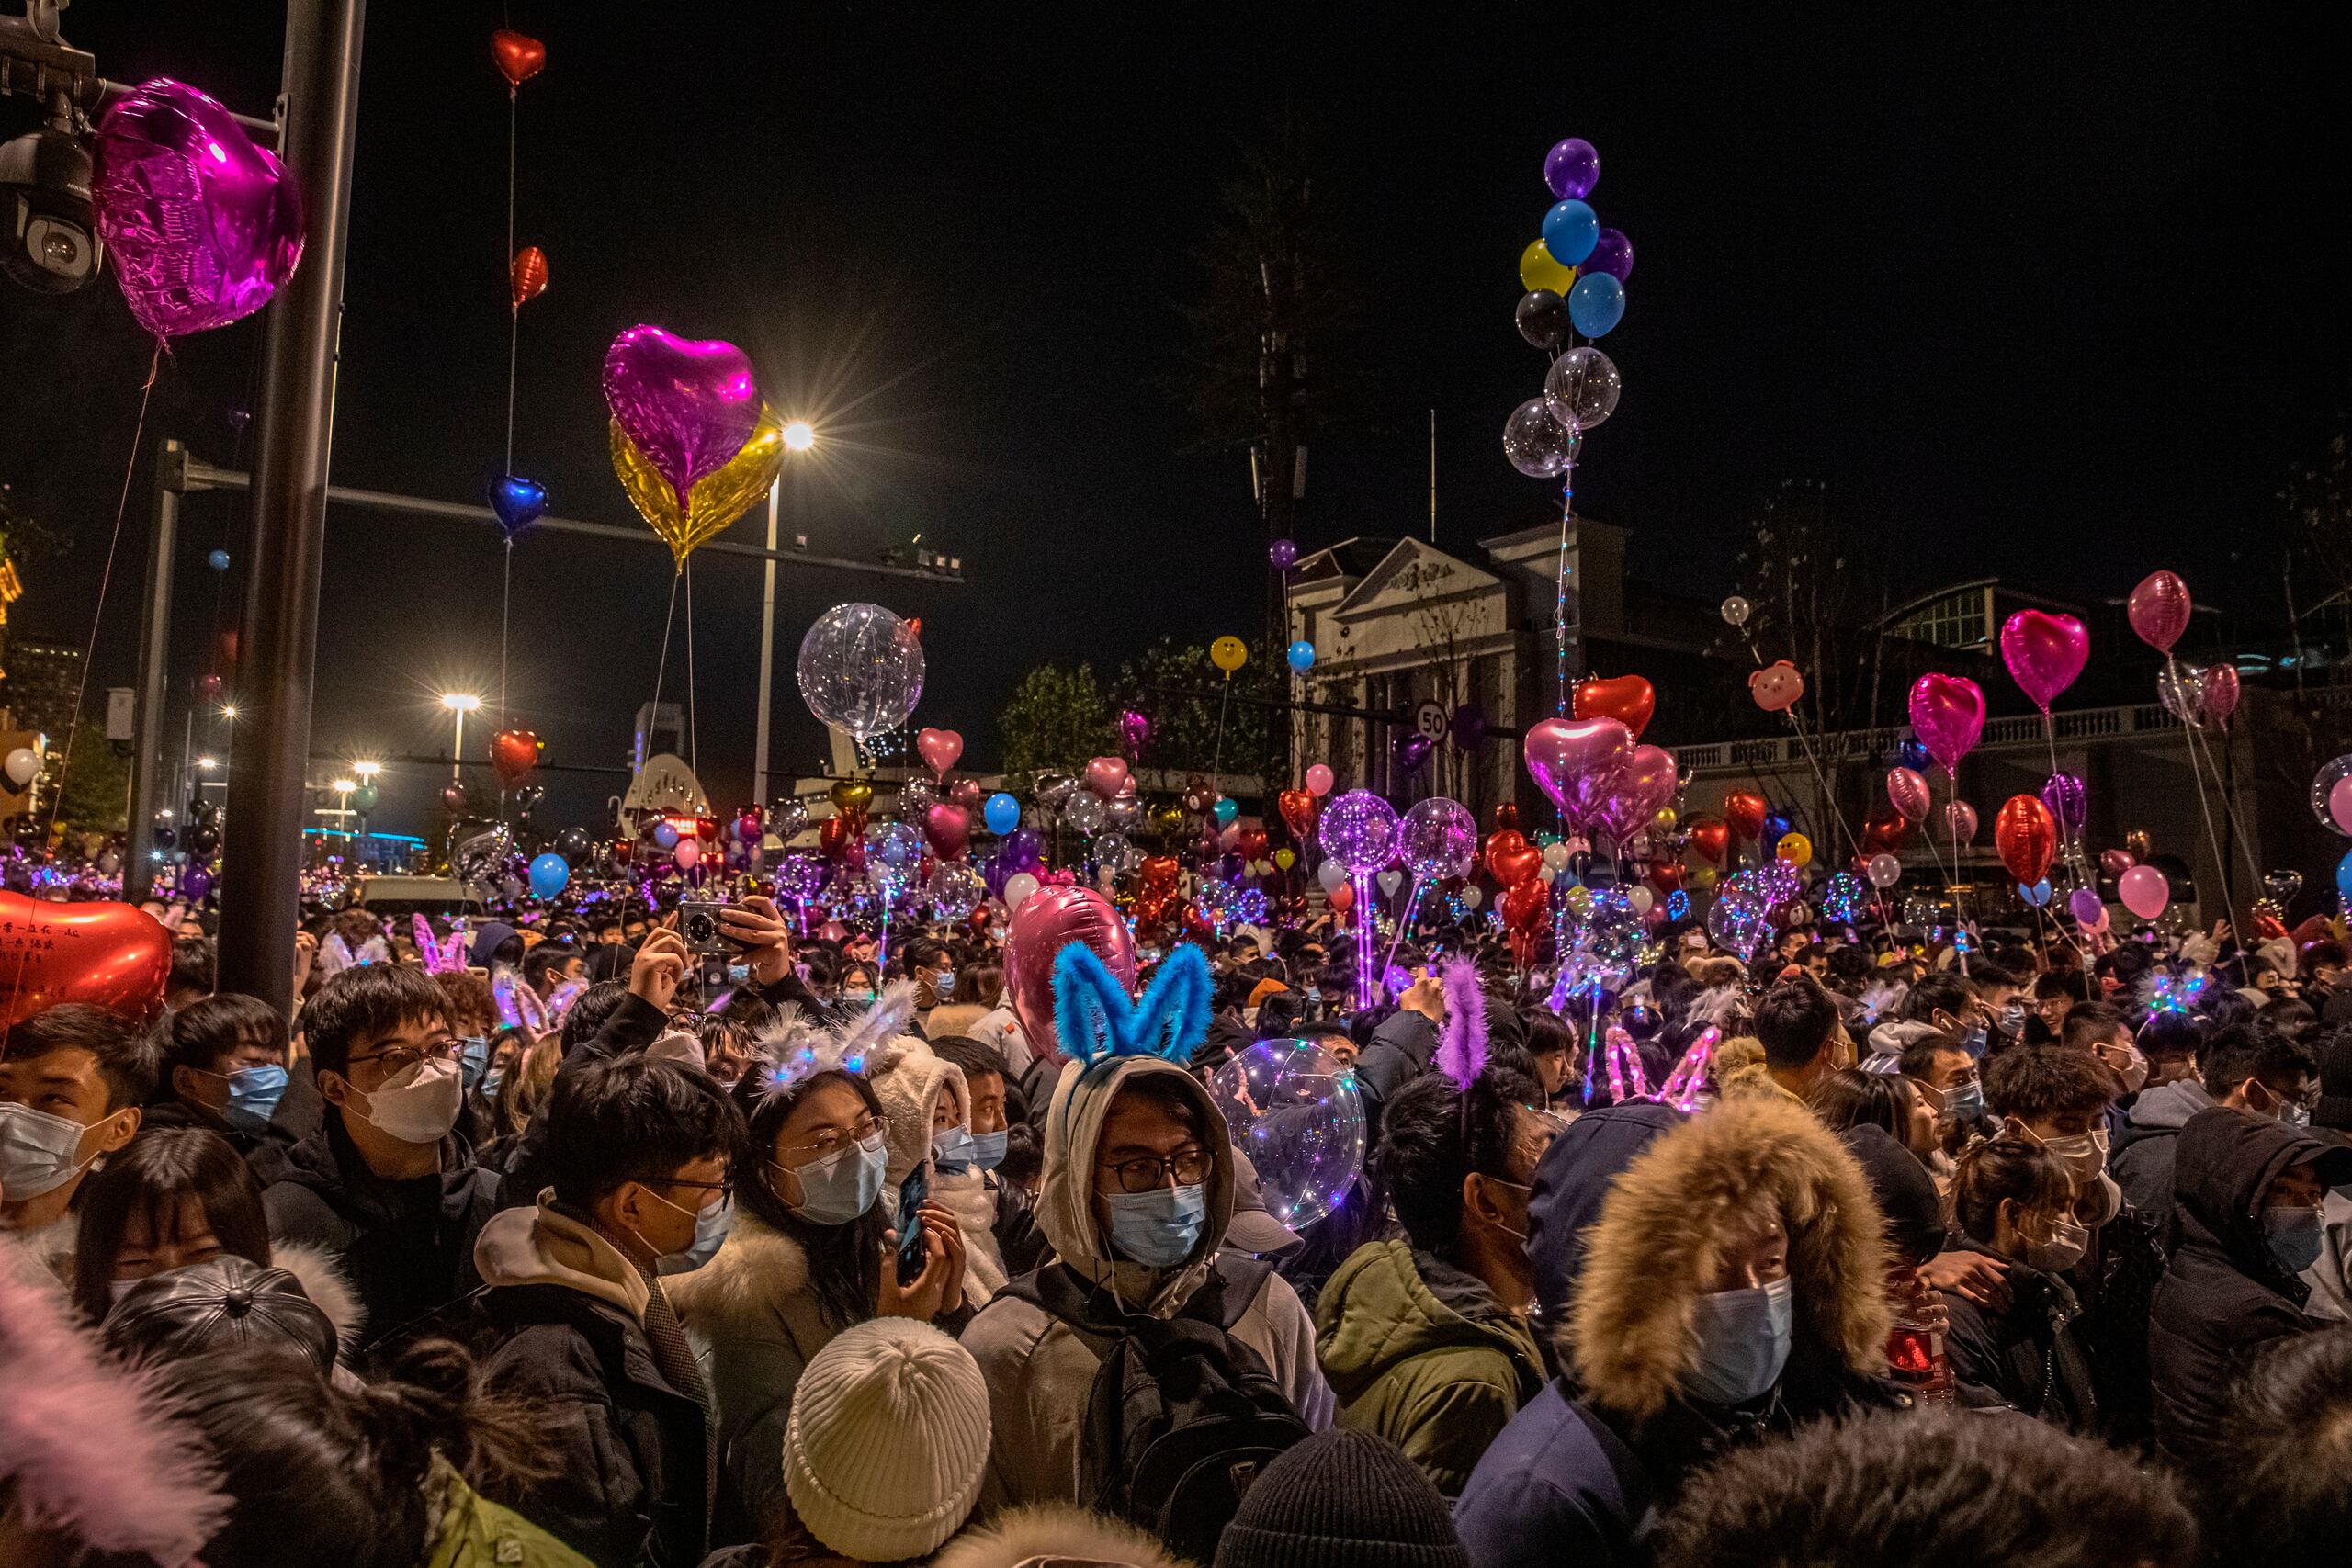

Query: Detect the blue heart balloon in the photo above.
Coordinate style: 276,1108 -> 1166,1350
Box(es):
488,474 -> 548,540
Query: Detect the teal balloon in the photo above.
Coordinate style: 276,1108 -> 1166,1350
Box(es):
1568,271 -> 1624,337
1286,639 -> 1314,672
2338,850 -> 2352,904
984,792 -> 1020,835
528,852 -> 570,898
1214,797 -> 1238,827
1542,199 -> 1599,265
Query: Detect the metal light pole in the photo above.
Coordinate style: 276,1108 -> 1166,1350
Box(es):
124,440 -> 182,900
441,692 -> 480,785
215,0 -> 365,1010
752,420 -> 816,820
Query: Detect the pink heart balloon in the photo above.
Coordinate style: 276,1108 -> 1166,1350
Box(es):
922,801 -> 970,862
1522,717 -> 1634,836
1998,609 -> 2088,714
1596,743 -> 1679,841
1943,800 -> 1979,844
1886,767 -> 1931,822
92,79 -> 307,341
1907,674 -> 1984,775
601,325 -> 763,510
2201,664 -> 2240,727
917,727 -> 964,778
2128,570 -> 2192,654
1084,756 -> 1129,798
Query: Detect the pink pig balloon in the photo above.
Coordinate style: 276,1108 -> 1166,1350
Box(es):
1999,610 -> 2089,714
1907,674 -> 1985,775
1522,716 -> 1634,837
917,727 -> 964,778
1886,767 -> 1931,822
2127,570 -> 2192,654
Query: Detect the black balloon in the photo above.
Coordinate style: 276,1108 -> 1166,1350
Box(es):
556,826 -> 594,865
187,826 -> 220,857
1516,288 -> 1567,350
153,826 -> 177,851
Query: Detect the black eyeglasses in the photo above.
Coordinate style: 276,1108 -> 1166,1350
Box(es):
1099,1147 -> 1210,1195
346,1039 -> 461,1077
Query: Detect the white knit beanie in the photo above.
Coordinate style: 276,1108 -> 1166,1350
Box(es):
782,1316 -> 992,1562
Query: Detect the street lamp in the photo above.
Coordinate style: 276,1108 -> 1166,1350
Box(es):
331,777 -> 356,842
782,418 -> 816,453
755,421 -> 819,813
439,693 -> 481,785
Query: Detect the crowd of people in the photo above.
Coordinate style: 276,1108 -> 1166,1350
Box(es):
5,883 -> 2352,1568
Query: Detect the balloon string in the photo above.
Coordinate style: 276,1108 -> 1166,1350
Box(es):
647,572 -> 681,755
499,540 -> 512,730
684,560 -> 699,779
1729,626 -> 1863,886
503,87 -> 517,472
2165,672 -> 2250,949
1208,671 -> 1231,803
1381,877 -> 1426,984
2179,707 -> 2266,906
1555,458 -> 1573,716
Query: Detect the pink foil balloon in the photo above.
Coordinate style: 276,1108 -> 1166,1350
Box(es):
92,79 -> 306,340
916,727 -> 964,777
2117,864 -> 2170,920
1083,756 -> 1129,798
1907,674 -> 1985,775
1943,800 -> 1979,843
2201,664 -> 2240,727
922,801 -> 970,861
1597,743 -> 1679,840
2128,570 -> 2192,654
1998,610 -> 2089,714
1005,886 -> 1135,1062
2099,849 -> 2136,877
1304,763 -> 1335,796
1886,767 -> 1931,822
1522,716 -> 1634,836
602,325 -> 763,511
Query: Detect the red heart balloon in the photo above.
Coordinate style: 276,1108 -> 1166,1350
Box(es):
490,728 -> 541,789
492,29 -> 546,87
1501,877 -> 1550,930
1491,803 -> 1521,833
1573,673 -> 1657,740
0,894 -> 171,1027
1685,814 -> 1729,864
1723,790 -> 1769,843
819,815 -> 853,859
1277,788 -> 1317,840
1328,882 -> 1353,914
1138,855 -> 1181,893
1485,829 -> 1541,888
510,245 -> 548,311
948,778 -> 984,809
923,802 -> 971,862
1995,795 -> 2056,886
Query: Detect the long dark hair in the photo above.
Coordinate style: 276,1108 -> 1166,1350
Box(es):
730,1067 -> 888,1329
73,1127 -> 270,1323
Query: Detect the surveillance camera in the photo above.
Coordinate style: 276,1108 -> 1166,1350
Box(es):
0,116 -> 101,295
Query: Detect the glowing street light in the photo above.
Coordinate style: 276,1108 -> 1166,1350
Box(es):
220,705 -> 238,720
352,760 -> 382,780
782,418 -> 816,453
439,693 -> 482,785
755,419 -> 820,812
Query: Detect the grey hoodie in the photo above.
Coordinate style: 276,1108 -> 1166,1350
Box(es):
2112,1078 -> 2217,1238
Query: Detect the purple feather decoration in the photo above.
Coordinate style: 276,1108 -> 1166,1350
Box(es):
1436,955 -> 1488,1090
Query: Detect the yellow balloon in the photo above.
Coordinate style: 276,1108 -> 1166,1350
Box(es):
1519,238 -> 1577,297
1210,635 -> 1248,673
1651,805 -> 1678,831
610,404 -> 786,570
1272,847 -> 1295,870
1775,832 -> 1814,868
1691,866 -> 1719,889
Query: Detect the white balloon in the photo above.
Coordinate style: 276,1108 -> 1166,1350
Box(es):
3,747 -> 37,789
1461,886 -> 1484,908
1377,870 -> 1404,898
1627,885 -> 1655,915
1541,841 -> 1570,871
1003,872 -> 1041,910
1317,861 -> 1347,894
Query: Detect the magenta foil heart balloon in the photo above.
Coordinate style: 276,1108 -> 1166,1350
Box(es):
1594,742 -> 1679,841
1907,674 -> 1984,775
1998,609 -> 2089,714
1522,716 -> 1634,835
91,79 -> 306,340
601,325 -> 762,510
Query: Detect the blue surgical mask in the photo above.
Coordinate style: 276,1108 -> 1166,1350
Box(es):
1102,1182 -> 1208,1269
933,1126 -> 979,1173
782,1132 -> 887,1225
2265,1205 -> 2325,1276
640,1187 -> 733,1270
967,1129 -> 1009,1172
221,1064 -> 289,1134
936,967 -> 956,994
728,964 -> 752,985
458,1036 -> 492,1092
1960,1025 -> 1989,1060
481,1067 -> 506,1100
1682,1276 -> 1793,1406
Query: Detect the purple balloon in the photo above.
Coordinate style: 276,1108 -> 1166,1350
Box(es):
2041,773 -> 2088,834
1448,703 -> 1488,750
92,79 -> 306,340
602,325 -> 763,509
1581,227 -> 1634,282
2067,887 -> 2106,927
1269,538 -> 1298,570
180,865 -> 212,902
1322,790 -> 1400,875
1393,732 -> 1434,773
1544,136 -> 1600,200
1003,828 -> 1045,872
1119,708 -> 1151,754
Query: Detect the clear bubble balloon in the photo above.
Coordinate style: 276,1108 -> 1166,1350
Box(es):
797,602 -> 924,741
2312,755 -> 2352,837
1321,790 -> 1400,874
1706,886 -> 1772,961
1543,345 -> 1621,433
925,860 -> 984,919
1503,397 -> 1577,478
1063,790 -> 1107,835
865,821 -> 924,897
1867,852 -> 1903,888
1396,796 -> 1477,881
1093,830 -> 1140,874
1720,595 -> 1752,628
1207,1038 -> 1366,1231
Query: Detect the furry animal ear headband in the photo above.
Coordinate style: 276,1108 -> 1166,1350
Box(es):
1436,955 -> 1488,1090
413,914 -> 468,976
1053,941 -> 1212,1072
754,980 -> 919,1099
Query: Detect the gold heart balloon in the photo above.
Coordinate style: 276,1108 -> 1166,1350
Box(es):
829,778 -> 874,815
610,403 -> 786,570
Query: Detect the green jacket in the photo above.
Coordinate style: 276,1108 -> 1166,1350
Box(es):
1311,1238 -> 1547,1497
423,1457 -> 595,1568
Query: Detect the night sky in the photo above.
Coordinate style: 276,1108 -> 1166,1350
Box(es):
1,4 -> 2344,837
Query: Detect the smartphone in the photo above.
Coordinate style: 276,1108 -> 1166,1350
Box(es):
894,1165 -> 930,1287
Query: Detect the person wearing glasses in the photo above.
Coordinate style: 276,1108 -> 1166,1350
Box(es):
257,964 -> 497,1335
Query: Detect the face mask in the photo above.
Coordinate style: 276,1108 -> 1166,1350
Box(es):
1102,1181 -> 1208,1269
1960,1025 -> 1989,1059
2264,1205 -> 2325,1276
458,1037 -> 492,1092
1998,1002 -> 2026,1038
2037,1127 -> 2110,1183
782,1132 -> 887,1225
933,1125 -> 979,1172
1682,1276 -> 1793,1406
343,1056 -> 464,1146
842,987 -> 876,1005
2117,1044 -> 2150,1095
1938,1081 -> 1985,1123
0,1102 -> 107,1199
220,1064 -> 289,1134
110,1273 -> 154,1304
967,1128 -> 1009,1172
480,1067 -> 505,1100
641,1186 -> 732,1269
936,968 -> 956,994
727,964 -> 752,985
2288,1103 -> 2313,1129
2024,1213 -> 2091,1273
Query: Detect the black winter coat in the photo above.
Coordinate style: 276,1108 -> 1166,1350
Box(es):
475,1282 -> 717,1568
2147,1108 -> 2352,1465
1939,1243 -> 2098,1431
496,992 -> 670,1208
1355,1007 -> 1438,1136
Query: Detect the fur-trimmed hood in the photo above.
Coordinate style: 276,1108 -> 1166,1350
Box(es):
271,1240 -> 367,1353
867,1034 -> 970,1189
1567,1095 -> 1893,1417
930,1503 -> 1193,1568
663,1204 -> 813,1337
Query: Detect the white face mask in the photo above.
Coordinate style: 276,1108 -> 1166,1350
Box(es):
0,1101 -> 110,1199
343,1056 -> 464,1145
2117,1044 -> 2150,1095
1683,1276 -> 1793,1406
2036,1126 -> 2110,1184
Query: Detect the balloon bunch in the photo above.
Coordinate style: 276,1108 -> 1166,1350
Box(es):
607,326 -> 783,572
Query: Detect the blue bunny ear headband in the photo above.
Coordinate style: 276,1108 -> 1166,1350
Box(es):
1052,941 -> 1212,1076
